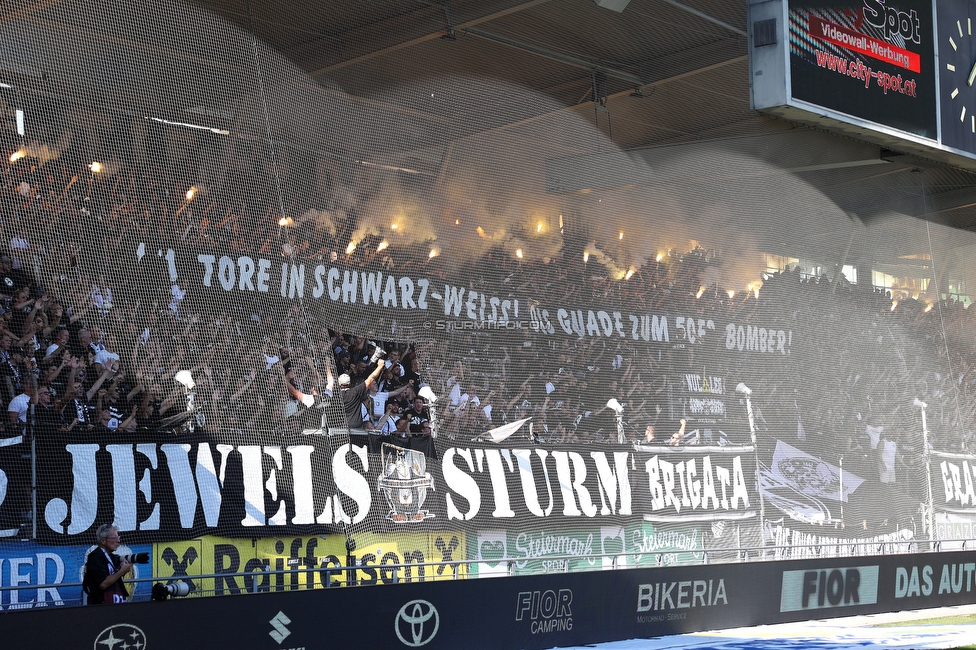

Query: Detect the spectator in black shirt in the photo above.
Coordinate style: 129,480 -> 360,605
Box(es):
32,384 -> 62,437
339,347 -> 385,429
404,397 -> 430,434
89,407 -> 115,435
0,255 -> 30,297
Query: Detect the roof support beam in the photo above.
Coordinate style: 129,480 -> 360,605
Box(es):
309,0 -> 553,76
463,26 -> 646,86
448,53 -> 747,144
655,0 -> 747,36
0,0 -> 64,24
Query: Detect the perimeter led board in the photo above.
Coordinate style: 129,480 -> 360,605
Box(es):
749,0 -> 976,170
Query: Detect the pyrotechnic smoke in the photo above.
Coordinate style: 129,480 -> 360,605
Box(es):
9,141 -> 60,166
350,174 -> 440,251
296,208 -> 340,237
583,243 -> 627,279
4,0 -> 888,292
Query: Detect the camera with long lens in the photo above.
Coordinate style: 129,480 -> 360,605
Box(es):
151,581 -> 191,601
119,552 -> 150,564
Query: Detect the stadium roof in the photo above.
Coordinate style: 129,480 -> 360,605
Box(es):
3,0 -> 976,265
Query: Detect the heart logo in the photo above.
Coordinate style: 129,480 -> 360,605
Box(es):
479,539 -> 506,564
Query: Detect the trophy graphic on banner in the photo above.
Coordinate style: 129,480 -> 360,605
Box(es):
378,444 -> 435,522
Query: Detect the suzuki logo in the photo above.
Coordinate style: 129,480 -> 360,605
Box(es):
269,611 -> 292,644
395,599 -> 439,647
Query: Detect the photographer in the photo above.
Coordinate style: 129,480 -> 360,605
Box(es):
83,524 -> 131,605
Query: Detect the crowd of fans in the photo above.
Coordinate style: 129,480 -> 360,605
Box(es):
0,154 -> 973,500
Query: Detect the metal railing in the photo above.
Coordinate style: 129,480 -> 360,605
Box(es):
0,537 -> 971,609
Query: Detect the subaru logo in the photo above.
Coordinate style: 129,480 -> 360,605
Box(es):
94,624 -> 146,650
395,599 -> 439,647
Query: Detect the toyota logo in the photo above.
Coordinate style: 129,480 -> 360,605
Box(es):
395,599 -> 439,647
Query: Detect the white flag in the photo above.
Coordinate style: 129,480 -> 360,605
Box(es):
484,418 -> 531,443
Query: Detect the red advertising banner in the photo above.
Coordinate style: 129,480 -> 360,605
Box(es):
808,15 -> 920,72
